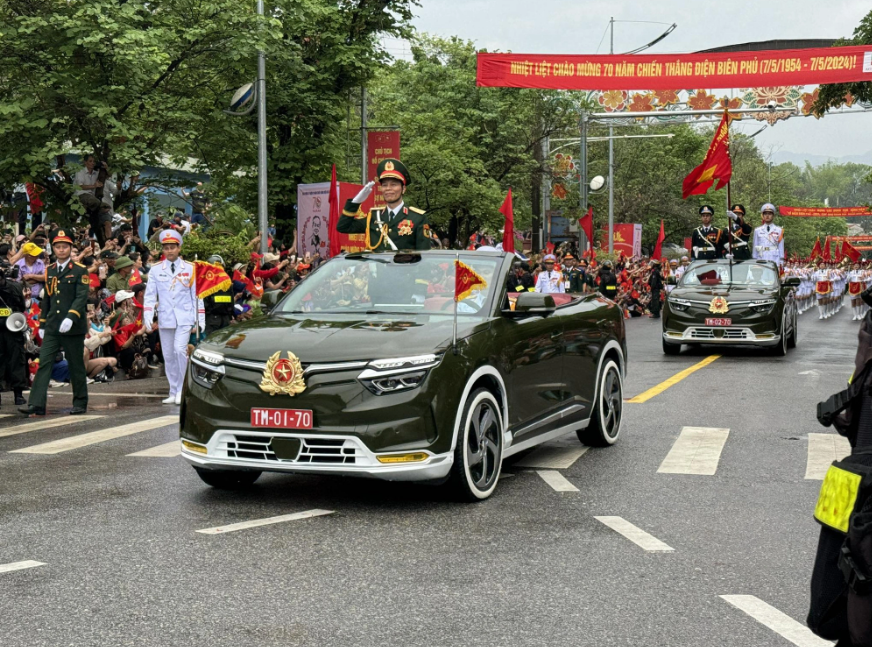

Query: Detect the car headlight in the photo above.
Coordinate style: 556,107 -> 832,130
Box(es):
750,299 -> 777,313
191,349 -> 225,389
668,297 -> 691,312
358,354 -> 441,395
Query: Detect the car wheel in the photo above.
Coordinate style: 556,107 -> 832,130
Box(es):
772,315 -> 788,356
578,360 -> 623,447
194,467 -> 262,489
662,338 -> 681,355
787,310 -> 798,349
448,388 -> 503,501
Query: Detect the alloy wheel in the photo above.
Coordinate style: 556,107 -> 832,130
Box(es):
465,398 -> 501,491
601,367 -> 623,439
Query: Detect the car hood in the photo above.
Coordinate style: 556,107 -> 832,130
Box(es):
202,314 -> 481,363
670,285 -> 780,301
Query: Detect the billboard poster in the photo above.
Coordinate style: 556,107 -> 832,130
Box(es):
600,223 -> 642,258
297,182 -> 372,259
367,131 -> 401,210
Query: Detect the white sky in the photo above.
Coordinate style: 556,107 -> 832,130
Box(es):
404,0 -> 872,162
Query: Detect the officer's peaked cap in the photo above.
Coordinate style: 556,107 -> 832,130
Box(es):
376,158 -> 411,186
699,205 -> 714,216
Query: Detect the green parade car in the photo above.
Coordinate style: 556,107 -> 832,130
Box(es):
662,259 -> 799,356
180,250 -> 627,501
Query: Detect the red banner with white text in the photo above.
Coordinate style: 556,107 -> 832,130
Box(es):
779,206 -> 872,217
476,46 -> 872,91
367,131 -> 401,210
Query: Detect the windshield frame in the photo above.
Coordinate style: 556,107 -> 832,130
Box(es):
272,251 -> 509,318
679,260 -> 781,288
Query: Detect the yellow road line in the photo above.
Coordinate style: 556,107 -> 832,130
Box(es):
626,355 -> 721,403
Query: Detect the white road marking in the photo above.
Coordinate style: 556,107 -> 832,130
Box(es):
593,516 -> 674,552
657,427 -> 729,475
196,509 -> 334,535
0,560 -> 45,574
25,390 -> 169,399
720,595 -> 832,647
127,440 -> 181,457
537,470 -> 579,492
0,415 -> 105,439
10,416 -> 178,455
515,444 -> 589,469
798,370 -> 821,376
806,433 -> 852,480
0,414 -> 11,419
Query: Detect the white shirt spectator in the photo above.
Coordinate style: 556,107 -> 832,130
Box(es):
102,177 -> 118,207
73,168 -> 99,197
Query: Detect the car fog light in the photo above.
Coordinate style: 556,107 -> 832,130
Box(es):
377,452 -> 429,463
182,440 -> 208,454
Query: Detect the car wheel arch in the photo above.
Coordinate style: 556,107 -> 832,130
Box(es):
449,365 -> 510,453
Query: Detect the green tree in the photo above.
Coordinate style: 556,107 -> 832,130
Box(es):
813,9 -> 872,114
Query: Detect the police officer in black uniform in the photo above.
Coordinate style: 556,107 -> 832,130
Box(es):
691,205 -> 726,260
597,261 -> 618,298
202,254 -> 234,336
0,260 -> 28,405
726,203 -> 753,260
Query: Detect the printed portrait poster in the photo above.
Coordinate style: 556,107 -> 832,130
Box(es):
297,182 -> 372,259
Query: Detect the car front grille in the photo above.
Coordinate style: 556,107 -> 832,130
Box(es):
223,434 -> 360,464
688,327 -> 751,340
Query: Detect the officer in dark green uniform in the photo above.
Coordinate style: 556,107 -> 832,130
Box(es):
19,229 -> 89,416
338,158 -> 430,252
564,255 -> 585,293
203,254 -> 234,336
726,203 -> 753,260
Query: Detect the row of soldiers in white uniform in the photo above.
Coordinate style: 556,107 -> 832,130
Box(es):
784,262 -> 872,321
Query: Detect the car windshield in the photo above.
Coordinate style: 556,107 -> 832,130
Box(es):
680,263 -> 779,287
276,254 -> 501,316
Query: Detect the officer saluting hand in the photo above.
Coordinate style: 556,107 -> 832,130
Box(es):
337,158 -> 430,252
20,229 -> 90,416
726,203 -> 753,260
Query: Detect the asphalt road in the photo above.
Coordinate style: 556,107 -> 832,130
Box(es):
0,307 -> 859,647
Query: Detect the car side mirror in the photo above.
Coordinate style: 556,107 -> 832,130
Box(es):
782,277 -> 801,288
261,289 -> 282,314
504,292 -> 556,318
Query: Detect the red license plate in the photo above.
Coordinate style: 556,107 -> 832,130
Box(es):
250,408 -> 313,429
705,318 -> 732,326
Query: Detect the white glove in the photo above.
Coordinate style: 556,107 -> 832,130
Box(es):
352,181 -> 376,204
58,318 -> 73,333
38,328 -> 44,340
727,211 -> 738,221
145,322 -> 153,334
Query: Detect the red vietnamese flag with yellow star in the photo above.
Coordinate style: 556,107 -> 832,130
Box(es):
682,110 -> 733,199
455,259 -> 488,302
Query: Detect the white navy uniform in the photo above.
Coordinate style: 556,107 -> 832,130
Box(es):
143,258 -> 206,399
752,224 -> 784,266
535,270 -> 565,294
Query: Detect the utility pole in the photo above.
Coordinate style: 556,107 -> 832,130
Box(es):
256,0 -> 268,258
608,16 -> 615,255
542,135 -> 551,248
579,112 -> 589,253
360,87 -> 368,184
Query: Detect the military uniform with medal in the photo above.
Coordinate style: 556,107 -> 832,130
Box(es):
338,158 -> 431,252
691,205 -> 726,260
725,203 -> 753,260
20,229 -> 90,416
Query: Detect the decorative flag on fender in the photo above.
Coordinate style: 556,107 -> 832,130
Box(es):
128,267 -> 143,287
499,188 -> 514,253
194,261 -> 232,299
652,220 -> 666,261
811,237 -> 822,260
682,110 -> 732,199
579,206 -> 594,249
842,240 -> 862,263
328,163 -> 342,258
455,259 -> 488,302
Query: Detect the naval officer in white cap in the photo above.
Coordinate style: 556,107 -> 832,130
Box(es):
143,229 -> 205,404
752,203 -> 785,268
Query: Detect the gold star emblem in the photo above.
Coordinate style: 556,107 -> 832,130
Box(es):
260,351 -> 306,396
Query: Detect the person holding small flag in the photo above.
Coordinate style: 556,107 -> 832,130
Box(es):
752,203 -> 785,267
143,229 -> 206,405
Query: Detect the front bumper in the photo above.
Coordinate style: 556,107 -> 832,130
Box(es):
663,327 -> 780,345
181,430 -> 454,482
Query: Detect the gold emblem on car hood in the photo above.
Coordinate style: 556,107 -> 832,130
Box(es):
260,351 -> 306,396
708,296 -> 729,314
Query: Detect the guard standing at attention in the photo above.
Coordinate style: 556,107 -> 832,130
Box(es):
726,203 -> 753,260
648,259 -> 664,318
143,229 -> 205,405
691,205 -> 725,260
752,203 -> 785,268
535,254 -> 565,294
338,158 -> 430,252
19,229 -> 90,416
202,254 -> 234,335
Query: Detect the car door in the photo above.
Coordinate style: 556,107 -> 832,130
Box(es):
562,296 -> 610,424
498,308 -> 568,441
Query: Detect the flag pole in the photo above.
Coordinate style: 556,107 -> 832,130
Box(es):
452,253 -> 459,356
725,108 -> 733,284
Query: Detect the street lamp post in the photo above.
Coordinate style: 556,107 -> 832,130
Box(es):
256,0 -> 268,258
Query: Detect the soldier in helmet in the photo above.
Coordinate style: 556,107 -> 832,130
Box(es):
338,158 -> 431,252
691,205 -> 725,260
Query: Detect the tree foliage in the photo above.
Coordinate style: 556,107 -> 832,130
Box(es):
813,9 -> 872,114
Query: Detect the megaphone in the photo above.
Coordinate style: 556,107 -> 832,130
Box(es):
6,312 -> 27,333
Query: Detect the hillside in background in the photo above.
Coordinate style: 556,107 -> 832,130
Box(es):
772,149 -> 872,167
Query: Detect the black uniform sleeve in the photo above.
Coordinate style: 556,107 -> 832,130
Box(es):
69,268 -> 89,321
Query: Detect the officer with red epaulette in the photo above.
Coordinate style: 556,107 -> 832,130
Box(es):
691,205 -> 726,260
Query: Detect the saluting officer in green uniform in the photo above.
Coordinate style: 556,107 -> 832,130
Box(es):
19,229 -> 90,416
338,158 -> 431,252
